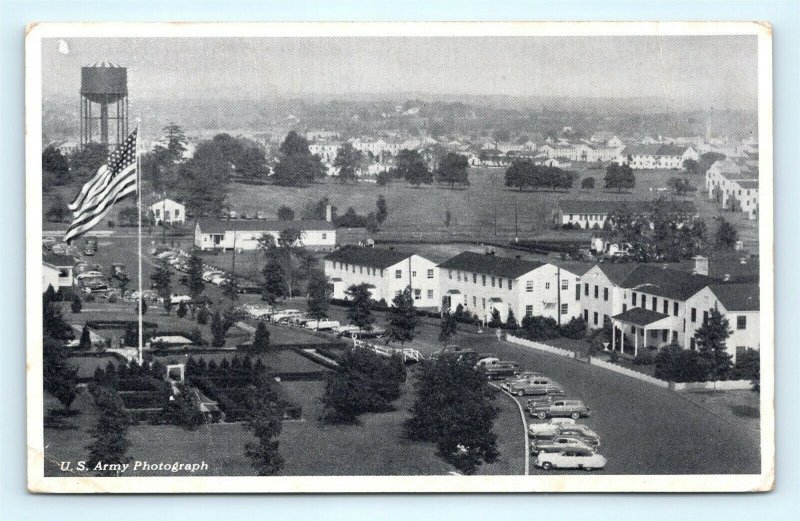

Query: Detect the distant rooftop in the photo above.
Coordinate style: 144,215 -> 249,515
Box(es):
438,251 -> 545,280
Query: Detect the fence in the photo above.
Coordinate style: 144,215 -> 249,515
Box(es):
587,357 -> 670,389
505,335 -> 577,359
352,338 -> 424,363
669,380 -> 753,391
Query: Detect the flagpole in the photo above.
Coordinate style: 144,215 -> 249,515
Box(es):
136,123 -> 143,366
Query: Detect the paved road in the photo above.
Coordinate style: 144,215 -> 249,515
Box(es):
324,307 -> 761,475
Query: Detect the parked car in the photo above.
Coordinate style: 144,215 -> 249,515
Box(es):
474,356 -> 500,367
236,281 -> 261,294
500,371 -> 543,391
83,239 -> 97,256
170,294 -> 192,305
111,263 -> 129,281
557,424 -> 601,446
271,309 -> 303,322
480,361 -> 520,380
304,319 -> 341,331
534,449 -> 607,471
527,418 -> 577,437
531,436 -> 595,455
528,399 -> 591,420
505,377 -> 565,397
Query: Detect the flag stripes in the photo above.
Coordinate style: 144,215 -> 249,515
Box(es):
64,129 -> 138,243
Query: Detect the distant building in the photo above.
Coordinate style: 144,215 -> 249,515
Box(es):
308,142 -> 341,164
194,219 -> 336,251
43,252 -> 74,292
705,159 -> 759,219
555,200 -> 698,230
538,142 -> 621,163
149,198 -> 185,225
620,144 -> 699,169
324,246 -> 439,308
437,251 -> 584,324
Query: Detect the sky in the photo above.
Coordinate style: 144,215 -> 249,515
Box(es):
41,36 -> 758,110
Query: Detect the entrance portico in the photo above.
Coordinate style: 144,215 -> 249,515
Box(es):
611,307 -> 672,357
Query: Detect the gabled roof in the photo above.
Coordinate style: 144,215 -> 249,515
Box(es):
621,265 -> 714,301
624,144 -> 691,157
612,307 -> 670,326
438,251 -> 545,279
195,219 -> 335,233
324,246 -> 412,270
557,200 -> 697,216
596,263 -> 641,285
709,283 -> 760,311
43,252 -> 74,268
736,180 -> 759,190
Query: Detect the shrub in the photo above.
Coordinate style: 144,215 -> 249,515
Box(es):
108,294 -> 118,303
176,301 -> 188,318
71,296 -> 82,313
731,348 -> 760,380
519,315 -> 560,341
581,176 -> 596,189
559,317 -> 587,339
654,344 -> 712,382
196,307 -> 210,325
633,349 -> 657,365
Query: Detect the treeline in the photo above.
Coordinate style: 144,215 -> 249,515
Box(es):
504,159 -> 575,191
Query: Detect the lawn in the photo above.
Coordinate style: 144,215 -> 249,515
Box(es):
44,367 -> 524,476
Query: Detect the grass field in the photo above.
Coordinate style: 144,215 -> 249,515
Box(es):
44,368 -> 524,477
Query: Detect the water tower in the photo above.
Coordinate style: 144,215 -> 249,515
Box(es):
79,61 -> 129,149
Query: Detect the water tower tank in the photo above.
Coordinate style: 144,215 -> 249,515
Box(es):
79,61 -> 129,149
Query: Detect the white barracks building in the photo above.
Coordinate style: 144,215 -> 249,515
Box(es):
324,246 -> 440,308
437,251 -> 584,324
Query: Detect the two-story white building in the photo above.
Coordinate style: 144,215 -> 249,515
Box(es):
620,144 -> 699,169
705,159 -> 759,219
555,200 -> 698,230
194,219 -> 336,251
437,251 -> 584,325
149,198 -> 186,225
323,246 -> 439,308
43,252 -> 75,293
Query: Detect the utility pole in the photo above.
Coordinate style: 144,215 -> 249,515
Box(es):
161,191 -> 167,245
230,231 -> 237,304
514,196 -> 519,242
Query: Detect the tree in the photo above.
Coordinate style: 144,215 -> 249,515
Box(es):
321,349 -> 406,424
211,311 -> 227,347
244,383 -> 284,475
272,131 -> 326,186
42,145 -> 70,185
276,205 -> 295,221
305,270 -> 329,329
393,149 -> 432,187
176,301 -> 188,318
581,176 -> 596,190
333,142 -> 363,183
78,324 -> 92,350
667,177 -> 693,195
43,337 -> 77,411
196,306 -> 210,325
70,143 -> 107,179
683,158 -> 701,175
436,152 -> 470,188
71,295 -> 83,314
519,315 -> 560,341
86,387 -> 131,476
559,317 -> 587,339
405,357 -> 499,474
375,195 -> 388,224
654,344 -> 712,382
46,194 -> 70,223
505,309 -> 518,330
177,141 -> 231,216
715,218 -> 739,249
438,310 -> 458,344
150,258 -> 173,314
604,163 -> 636,192
345,283 -> 375,331
261,259 -> 287,305
43,287 -> 72,341
487,308 -> 503,328
386,287 -> 418,345
187,252 -> 205,299
235,145 -> 269,179
695,308 -> 733,381
252,321 -> 270,351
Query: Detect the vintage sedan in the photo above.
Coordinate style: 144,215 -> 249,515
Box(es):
557,423 -> 601,446
506,377 -> 565,397
527,417 -> 577,437
529,399 -> 591,420
530,436 -> 595,455
535,449 -> 607,471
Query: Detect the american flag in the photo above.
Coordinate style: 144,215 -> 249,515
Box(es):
65,129 -> 138,243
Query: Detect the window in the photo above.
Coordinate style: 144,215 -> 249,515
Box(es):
561,279 -> 568,290
525,305 -> 533,317
673,302 -> 679,316
526,281 -> 534,292
662,330 -> 668,342
464,295 -> 468,305
472,273 -> 477,283
154,209 -> 161,217
427,269 -> 434,279
174,209 -> 180,217
413,289 -> 421,299
560,304 -> 568,315
508,280 -> 513,291
412,271 -> 417,278
322,233 -> 326,240
663,300 -> 668,315
457,272 -> 461,281
584,283 -> 589,296
427,290 -> 434,299
703,310 -> 709,324
482,298 -> 486,309
380,270 -> 384,277
575,284 -> 581,301
737,315 -> 747,330
651,296 -> 657,311
499,278 -> 503,289
482,275 -> 486,286
360,266 -> 363,274
622,304 -> 627,312
491,276 -> 496,287
594,285 -> 599,298
395,270 -> 402,279
691,308 -> 697,322
603,288 -> 609,301
593,312 -> 598,325
473,296 -> 477,307
545,282 -> 550,289
690,338 -> 696,350
448,270 -> 452,279
583,310 -> 589,321
632,292 -> 637,306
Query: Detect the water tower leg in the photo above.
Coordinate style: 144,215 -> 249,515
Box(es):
100,103 -> 109,146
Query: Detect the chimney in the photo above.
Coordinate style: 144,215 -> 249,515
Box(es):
692,255 -> 709,276
325,204 -> 332,223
